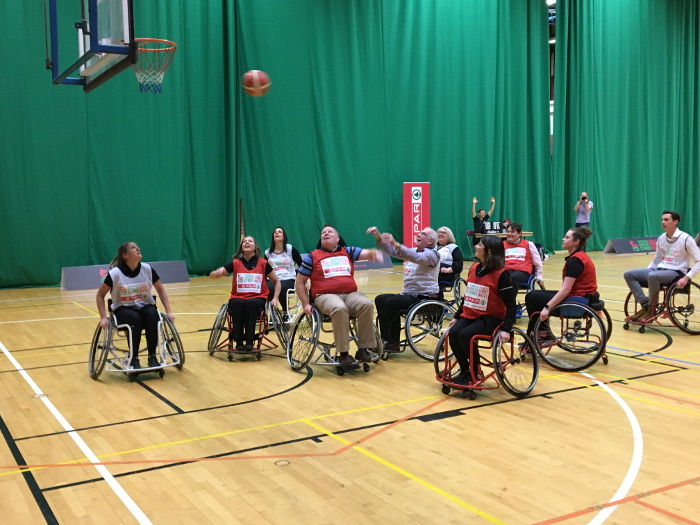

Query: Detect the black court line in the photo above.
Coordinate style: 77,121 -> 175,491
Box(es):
136,380 -> 185,413
15,366 -> 314,442
40,367 -> 678,492
0,414 -> 58,523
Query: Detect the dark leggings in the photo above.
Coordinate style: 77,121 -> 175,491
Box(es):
375,293 -> 431,345
508,270 -> 531,291
228,297 -> 266,343
267,278 -> 295,311
524,289 -> 558,334
448,316 -> 501,374
113,304 -> 160,356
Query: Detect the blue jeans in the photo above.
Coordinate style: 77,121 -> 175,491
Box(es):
623,267 -> 684,305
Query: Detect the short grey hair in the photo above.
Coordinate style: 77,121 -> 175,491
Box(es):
423,227 -> 438,247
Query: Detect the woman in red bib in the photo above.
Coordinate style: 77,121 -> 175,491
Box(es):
210,236 -> 281,350
524,227 -> 596,334
448,235 -> 517,386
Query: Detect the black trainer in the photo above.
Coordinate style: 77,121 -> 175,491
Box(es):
147,354 -> 159,368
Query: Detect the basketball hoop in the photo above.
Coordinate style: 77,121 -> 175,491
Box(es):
131,38 -> 176,93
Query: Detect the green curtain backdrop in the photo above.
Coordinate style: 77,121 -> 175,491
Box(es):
11,1 -> 699,287
552,0 -> 700,251
0,0 -> 550,287
231,0 -> 551,261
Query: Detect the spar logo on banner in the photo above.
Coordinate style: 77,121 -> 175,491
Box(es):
411,186 -> 423,246
403,182 -> 430,248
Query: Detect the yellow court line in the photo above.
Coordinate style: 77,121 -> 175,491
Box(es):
0,395 -> 444,477
549,375 -> 700,417
303,419 -> 507,525
73,301 -> 99,316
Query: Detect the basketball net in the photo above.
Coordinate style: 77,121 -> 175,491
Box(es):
131,38 -> 176,93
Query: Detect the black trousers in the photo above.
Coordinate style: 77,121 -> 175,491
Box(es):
375,293 -> 426,345
524,290 -> 558,334
508,270 -> 531,291
228,297 -> 266,343
267,278 -> 295,311
113,304 -> 160,356
448,316 -> 502,374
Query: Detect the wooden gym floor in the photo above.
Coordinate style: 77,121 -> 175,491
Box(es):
1,251 -> 699,524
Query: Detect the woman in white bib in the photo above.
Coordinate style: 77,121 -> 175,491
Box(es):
210,236 -> 280,351
264,227 -> 303,312
436,226 -> 464,290
96,242 -> 175,369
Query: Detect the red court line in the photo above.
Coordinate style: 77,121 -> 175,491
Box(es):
1,396 -> 451,471
634,499 -> 700,525
332,396 -> 450,454
532,475 -> 700,525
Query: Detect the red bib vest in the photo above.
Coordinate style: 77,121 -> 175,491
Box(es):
565,251 -> 598,297
309,248 -> 357,299
461,265 -> 506,319
503,238 -> 533,273
230,258 -> 269,300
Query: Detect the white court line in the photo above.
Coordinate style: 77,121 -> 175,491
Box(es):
0,312 -> 220,325
581,371 -> 643,525
0,341 -> 152,525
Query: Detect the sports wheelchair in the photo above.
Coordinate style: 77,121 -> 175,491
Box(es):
88,303 -> 184,381
268,288 -> 303,350
379,278 -> 465,361
208,303 -> 277,361
434,325 -> 539,400
515,273 -> 545,319
286,307 -> 382,375
531,296 -> 612,372
622,278 -> 700,334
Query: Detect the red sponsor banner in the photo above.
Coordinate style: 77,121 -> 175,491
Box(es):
403,183 -> 430,248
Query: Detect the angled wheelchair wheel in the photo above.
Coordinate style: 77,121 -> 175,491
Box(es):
406,300 -> 457,361
533,301 -> 606,372
88,323 -> 110,380
493,327 -> 538,397
601,307 -> 613,341
287,311 -> 320,371
433,331 -> 458,377
622,291 -> 636,318
527,276 -> 545,292
453,278 -> 467,305
208,304 -> 228,355
667,281 -> 700,334
162,315 -> 185,369
270,306 -> 289,349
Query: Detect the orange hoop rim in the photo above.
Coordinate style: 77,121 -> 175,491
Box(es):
134,38 -> 177,52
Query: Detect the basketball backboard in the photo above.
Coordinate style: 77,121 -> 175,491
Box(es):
47,0 -> 135,92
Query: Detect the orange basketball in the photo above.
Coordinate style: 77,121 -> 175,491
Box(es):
242,70 -> 271,97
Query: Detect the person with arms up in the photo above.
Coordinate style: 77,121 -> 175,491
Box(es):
367,226 -> 440,351
210,236 -> 281,351
448,235 -> 516,385
96,242 -> 175,369
471,196 -> 496,246
296,225 -> 382,366
624,211 -> 700,322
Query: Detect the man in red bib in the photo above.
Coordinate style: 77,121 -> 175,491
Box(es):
296,225 -> 383,366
